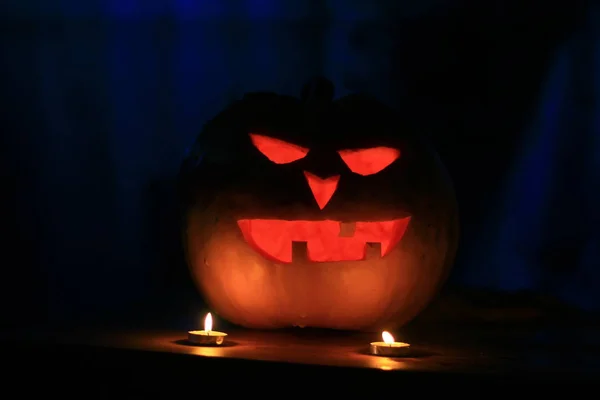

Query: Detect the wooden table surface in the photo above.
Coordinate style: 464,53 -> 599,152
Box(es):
16,323 -> 600,374
51,328 -> 509,373
3,322 -> 599,394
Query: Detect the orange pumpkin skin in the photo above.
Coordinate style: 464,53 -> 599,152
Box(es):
179,83 -> 459,331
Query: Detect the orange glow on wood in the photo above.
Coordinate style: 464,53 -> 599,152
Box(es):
249,133 -> 309,164
237,217 -> 410,263
338,147 -> 400,176
303,171 -> 340,210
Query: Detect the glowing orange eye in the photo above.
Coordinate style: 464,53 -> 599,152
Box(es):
338,147 -> 400,176
249,133 -> 309,164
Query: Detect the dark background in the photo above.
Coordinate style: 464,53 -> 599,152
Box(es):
2,0 -> 599,331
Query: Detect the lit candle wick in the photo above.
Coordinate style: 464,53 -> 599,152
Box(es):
187,312 -> 228,345
382,330 -> 394,347
204,312 -> 213,336
369,330 -> 410,357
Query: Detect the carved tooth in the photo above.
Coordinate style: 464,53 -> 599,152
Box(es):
365,242 -> 381,259
291,241 -> 309,262
339,222 -> 356,237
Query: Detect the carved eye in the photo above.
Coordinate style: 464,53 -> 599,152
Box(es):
249,133 -> 309,164
338,147 -> 400,176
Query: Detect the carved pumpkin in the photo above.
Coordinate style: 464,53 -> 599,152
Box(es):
179,78 -> 459,331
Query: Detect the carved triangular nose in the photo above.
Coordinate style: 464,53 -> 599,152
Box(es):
303,171 -> 340,210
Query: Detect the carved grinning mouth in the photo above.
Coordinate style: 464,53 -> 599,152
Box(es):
237,218 -> 411,263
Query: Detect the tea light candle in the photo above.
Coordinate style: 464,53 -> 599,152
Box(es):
369,331 -> 411,357
188,313 -> 228,345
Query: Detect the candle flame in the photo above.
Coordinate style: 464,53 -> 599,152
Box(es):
382,331 -> 395,344
204,312 -> 213,332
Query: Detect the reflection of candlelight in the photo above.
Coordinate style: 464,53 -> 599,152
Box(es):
369,331 -> 410,357
187,312 -> 228,345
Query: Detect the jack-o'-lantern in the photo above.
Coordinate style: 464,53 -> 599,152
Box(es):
179,78 -> 458,331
